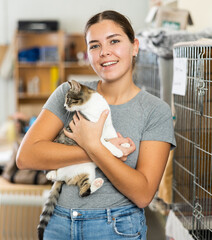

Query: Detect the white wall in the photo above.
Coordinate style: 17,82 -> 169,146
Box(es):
0,0 -> 149,44
178,0 -> 212,32
0,0 -> 8,44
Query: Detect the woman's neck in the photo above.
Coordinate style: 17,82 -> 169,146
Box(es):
97,79 -> 140,105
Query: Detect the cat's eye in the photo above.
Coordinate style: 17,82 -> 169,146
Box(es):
71,98 -> 81,104
71,99 -> 78,103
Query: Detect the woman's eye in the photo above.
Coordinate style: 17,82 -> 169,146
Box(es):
111,39 -> 120,44
89,44 -> 99,50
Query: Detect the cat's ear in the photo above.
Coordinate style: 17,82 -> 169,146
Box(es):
68,80 -> 81,93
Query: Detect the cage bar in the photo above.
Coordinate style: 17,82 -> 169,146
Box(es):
134,50 -> 160,98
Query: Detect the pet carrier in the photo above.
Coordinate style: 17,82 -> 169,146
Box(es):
172,38 -> 212,240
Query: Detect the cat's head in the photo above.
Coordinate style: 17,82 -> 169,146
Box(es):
64,80 -> 95,111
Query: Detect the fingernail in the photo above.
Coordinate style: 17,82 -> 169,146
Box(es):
105,109 -> 109,115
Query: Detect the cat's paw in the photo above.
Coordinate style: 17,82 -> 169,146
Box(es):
121,143 -> 130,148
111,147 -> 123,158
90,178 -> 104,194
101,139 -> 123,158
46,171 -> 57,181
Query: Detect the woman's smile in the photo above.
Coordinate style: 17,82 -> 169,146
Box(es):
100,60 -> 119,67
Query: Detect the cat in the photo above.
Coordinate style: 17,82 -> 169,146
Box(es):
38,79 -> 129,240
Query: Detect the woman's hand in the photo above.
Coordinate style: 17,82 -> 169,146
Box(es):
108,133 -> 136,161
64,110 -> 135,161
64,110 -> 109,152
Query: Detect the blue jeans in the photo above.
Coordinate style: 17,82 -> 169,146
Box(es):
44,204 -> 147,240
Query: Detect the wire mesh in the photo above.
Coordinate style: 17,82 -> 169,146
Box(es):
173,40 -> 212,240
134,49 -> 160,98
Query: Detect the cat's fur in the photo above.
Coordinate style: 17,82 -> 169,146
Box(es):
38,80 -> 128,240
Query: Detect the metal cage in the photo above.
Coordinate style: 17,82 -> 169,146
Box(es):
173,39 -> 212,240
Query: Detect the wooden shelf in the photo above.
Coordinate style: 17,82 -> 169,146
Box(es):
18,92 -> 50,99
63,61 -> 91,68
18,62 -> 59,68
14,31 -> 97,116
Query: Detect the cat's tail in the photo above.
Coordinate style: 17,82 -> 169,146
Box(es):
37,181 -> 63,240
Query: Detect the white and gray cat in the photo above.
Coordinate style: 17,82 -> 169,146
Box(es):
38,80 -> 129,240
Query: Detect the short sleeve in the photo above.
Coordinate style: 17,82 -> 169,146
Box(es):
42,81 -> 98,126
42,82 -> 73,126
141,102 -> 176,149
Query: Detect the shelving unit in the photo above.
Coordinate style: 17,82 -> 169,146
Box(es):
61,33 -> 95,81
14,31 -> 96,116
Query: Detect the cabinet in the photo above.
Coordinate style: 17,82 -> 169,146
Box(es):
14,31 -> 96,116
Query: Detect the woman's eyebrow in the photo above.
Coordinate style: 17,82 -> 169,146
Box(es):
88,34 -> 122,45
88,40 -> 99,44
106,33 -> 122,39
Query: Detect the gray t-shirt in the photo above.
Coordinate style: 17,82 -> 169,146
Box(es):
43,81 -> 176,209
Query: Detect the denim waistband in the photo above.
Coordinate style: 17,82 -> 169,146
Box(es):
55,204 -> 144,222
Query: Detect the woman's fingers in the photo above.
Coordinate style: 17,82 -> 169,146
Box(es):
117,132 -> 122,138
72,112 -> 80,124
63,127 -> 73,139
121,143 -> 135,156
109,135 -> 136,161
127,137 -> 136,149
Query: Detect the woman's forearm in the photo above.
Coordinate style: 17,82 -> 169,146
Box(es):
16,139 -> 91,170
16,109 -> 91,171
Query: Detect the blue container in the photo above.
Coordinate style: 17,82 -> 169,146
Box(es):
18,47 -> 40,62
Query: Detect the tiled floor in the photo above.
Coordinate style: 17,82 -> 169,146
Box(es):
145,207 -> 166,240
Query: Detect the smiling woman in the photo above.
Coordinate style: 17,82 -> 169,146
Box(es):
85,19 -> 139,86
16,10 -> 176,240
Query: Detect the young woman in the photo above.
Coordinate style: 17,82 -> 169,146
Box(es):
17,10 -> 176,240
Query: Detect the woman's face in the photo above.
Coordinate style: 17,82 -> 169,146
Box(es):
86,20 -> 139,82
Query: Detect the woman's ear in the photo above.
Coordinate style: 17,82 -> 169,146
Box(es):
133,38 -> 139,57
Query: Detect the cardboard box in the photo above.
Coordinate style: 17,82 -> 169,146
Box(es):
150,0 -> 177,8
146,6 -> 193,30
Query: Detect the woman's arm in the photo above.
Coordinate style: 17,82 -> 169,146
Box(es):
86,140 -> 170,209
16,109 -> 91,170
66,110 -> 171,208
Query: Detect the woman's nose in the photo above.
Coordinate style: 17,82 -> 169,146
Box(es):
100,45 -> 111,57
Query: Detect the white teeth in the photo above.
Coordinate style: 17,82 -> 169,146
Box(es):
102,61 -> 117,67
